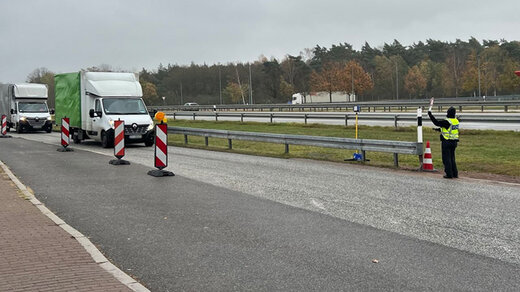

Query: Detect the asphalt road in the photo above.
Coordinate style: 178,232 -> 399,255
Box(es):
1,133 -> 520,291
171,111 -> 520,131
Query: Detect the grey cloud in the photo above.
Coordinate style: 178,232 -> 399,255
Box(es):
1,0 -> 519,82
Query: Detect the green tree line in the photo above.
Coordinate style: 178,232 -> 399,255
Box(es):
26,38 -> 520,107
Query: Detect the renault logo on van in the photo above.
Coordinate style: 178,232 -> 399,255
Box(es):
132,123 -> 138,131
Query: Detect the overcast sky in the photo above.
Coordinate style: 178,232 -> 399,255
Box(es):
1,0 -> 518,82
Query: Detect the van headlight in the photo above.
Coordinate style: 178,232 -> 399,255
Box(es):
108,119 -> 114,128
20,116 -> 27,122
46,116 -> 52,121
147,123 -> 154,131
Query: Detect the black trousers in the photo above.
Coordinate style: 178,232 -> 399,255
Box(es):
441,139 -> 458,178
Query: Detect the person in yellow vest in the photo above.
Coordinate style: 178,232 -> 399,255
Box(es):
428,106 -> 459,179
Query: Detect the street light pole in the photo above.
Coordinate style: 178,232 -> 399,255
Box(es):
249,63 -> 253,104
395,61 -> 399,100
218,65 -> 222,105
477,56 -> 481,97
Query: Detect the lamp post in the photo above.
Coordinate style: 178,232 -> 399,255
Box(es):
162,96 -> 166,106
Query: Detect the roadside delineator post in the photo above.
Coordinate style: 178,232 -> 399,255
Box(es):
148,121 -> 174,177
57,117 -> 73,152
109,119 -> 130,165
1,115 -> 12,138
417,107 -> 423,169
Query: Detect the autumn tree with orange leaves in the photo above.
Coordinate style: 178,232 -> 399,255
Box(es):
339,60 -> 373,95
309,62 -> 343,102
404,65 -> 427,98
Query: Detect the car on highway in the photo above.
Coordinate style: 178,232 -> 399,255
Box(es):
183,102 -> 199,111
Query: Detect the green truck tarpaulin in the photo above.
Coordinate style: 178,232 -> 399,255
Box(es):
55,72 -> 81,128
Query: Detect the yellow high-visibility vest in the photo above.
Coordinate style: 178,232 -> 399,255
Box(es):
441,118 -> 459,140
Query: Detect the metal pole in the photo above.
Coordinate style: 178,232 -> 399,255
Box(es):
219,65 -> 222,104
477,56 -> 481,98
249,63 -> 253,104
396,61 -> 399,100
180,82 -> 183,105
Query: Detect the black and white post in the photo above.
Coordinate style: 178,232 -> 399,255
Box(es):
417,107 -> 423,169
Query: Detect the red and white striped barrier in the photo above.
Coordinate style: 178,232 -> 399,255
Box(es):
0,114 -> 11,138
109,120 -> 130,165
1,115 -> 7,136
148,123 -> 174,176
57,117 -> 73,151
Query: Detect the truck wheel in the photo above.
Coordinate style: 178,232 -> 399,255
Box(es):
101,131 -> 113,148
73,134 -> 81,144
45,127 -> 52,133
16,124 -> 23,133
144,136 -> 154,147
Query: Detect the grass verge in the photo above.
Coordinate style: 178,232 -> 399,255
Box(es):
167,120 -> 520,178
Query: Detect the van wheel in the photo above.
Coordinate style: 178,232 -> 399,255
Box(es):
16,124 -> 23,133
144,136 -> 154,147
101,131 -> 113,148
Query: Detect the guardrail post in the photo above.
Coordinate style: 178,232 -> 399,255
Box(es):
270,113 -> 274,123
192,112 -> 196,120
205,136 -> 209,146
285,143 -> 289,154
394,115 -> 398,128
481,106 -> 484,112
393,153 -> 399,167
505,105 -> 508,112
345,114 -> 348,126
173,112 -> 176,120
362,150 -> 367,162
459,106 -> 462,113
228,139 -> 232,149
241,113 -> 244,123
417,107 -> 424,169
304,114 -> 308,124
184,134 -> 188,144
215,113 -> 218,121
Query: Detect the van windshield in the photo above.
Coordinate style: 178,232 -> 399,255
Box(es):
18,102 -> 48,113
102,98 -> 148,115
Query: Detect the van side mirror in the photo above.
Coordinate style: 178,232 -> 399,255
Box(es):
50,109 -> 55,115
89,109 -> 96,118
10,109 -> 15,114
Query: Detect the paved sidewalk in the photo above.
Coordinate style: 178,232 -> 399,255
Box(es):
0,168 -> 132,291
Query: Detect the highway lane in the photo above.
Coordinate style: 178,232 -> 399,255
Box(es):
7,132 -> 520,267
170,111 -> 520,131
1,135 -> 520,290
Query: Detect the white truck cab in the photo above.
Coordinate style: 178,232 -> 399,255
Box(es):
55,71 -> 155,148
0,83 -> 52,133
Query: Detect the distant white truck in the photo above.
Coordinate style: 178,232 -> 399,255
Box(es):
0,83 -> 53,133
55,71 -> 155,148
291,92 -> 356,104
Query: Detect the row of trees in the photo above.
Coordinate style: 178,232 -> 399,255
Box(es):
26,38 -> 520,106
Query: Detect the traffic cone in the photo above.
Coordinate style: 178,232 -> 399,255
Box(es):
422,140 -> 435,171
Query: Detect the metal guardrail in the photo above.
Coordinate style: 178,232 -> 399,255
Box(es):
167,112 -> 520,127
168,126 -> 423,167
150,98 -> 520,113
